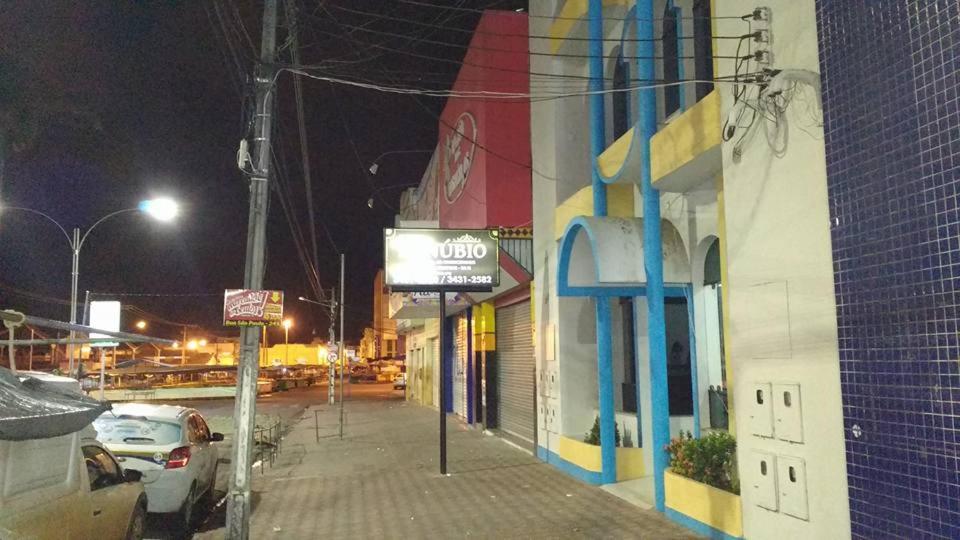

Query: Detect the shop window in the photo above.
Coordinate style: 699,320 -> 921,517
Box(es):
662,1 -> 683,117
693,0 -> 715,102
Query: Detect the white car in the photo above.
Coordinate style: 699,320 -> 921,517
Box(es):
93,404 -> 222,532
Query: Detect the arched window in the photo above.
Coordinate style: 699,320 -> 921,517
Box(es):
693,0 -> 714,101
612,52 -> 630,140
662,1 -> 681,117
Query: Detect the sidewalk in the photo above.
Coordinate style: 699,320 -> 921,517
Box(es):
196,396 -> 698,539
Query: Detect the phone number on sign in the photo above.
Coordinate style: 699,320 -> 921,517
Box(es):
439,275 -> 493,285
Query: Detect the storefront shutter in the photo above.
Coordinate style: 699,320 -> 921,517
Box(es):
496,301 -> 535,447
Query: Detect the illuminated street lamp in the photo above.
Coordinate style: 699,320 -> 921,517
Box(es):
187,340 -> 198,350
136,320 -> 147,330
0,196 -> 181,373
283,319 -> 293,366
198,339 -> 208,347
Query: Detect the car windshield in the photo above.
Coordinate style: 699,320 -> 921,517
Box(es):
93,416 -> 181,445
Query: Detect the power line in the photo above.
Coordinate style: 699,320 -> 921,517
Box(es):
398,0 -> 749,22
294,19 -> 748,64
331,5 -> 753,45
281,68 -> 765,101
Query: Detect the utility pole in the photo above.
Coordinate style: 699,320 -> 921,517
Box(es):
226,0 -> 277,537
338,254 -> 345,438
328,286 -> 336,406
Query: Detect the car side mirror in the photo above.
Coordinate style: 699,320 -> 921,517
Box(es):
210,432 -> 225,442
123,469 -> 143,483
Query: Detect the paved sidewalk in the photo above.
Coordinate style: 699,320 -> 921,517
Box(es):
196,396 -> 697,539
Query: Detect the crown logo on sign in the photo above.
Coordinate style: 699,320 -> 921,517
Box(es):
452,234 -> 481,243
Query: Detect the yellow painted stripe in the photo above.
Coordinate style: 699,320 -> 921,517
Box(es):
665,470 -> 743,537
597,127 -> 635,179
558,435 -> 603,472
547,0 -> 631,54
650,89 -> 722,183
553,184 -> 635,240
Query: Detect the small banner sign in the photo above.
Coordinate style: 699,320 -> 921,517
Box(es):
384,228 -> 500,291
223,289 -> 284,327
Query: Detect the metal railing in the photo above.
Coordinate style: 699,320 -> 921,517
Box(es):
253,419 -> 283,473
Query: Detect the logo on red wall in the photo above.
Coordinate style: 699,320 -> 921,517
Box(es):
442,112 -> 477,203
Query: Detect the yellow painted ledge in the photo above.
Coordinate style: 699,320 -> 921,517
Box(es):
665,469 -> 743,538
596,126 -> 636,180
554,184 -> 635,240
547,0 -> 631,54
557,436 -> 646,481
651,89 -> 723,193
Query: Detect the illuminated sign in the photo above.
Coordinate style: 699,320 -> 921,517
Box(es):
89,300 -> 121,348
384,228 -> 500,291
223,290 -> 284,327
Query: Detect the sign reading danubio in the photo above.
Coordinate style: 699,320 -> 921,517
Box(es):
384,228 -> 500,291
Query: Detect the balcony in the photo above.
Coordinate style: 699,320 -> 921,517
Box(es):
651,89 -> 723,193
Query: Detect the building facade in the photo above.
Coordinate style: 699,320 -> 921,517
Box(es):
532,0 -> 848,538
388,10 -> 536,449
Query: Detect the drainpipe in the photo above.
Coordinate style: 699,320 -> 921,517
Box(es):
588,0 -> 616,485
637,0 -> 669,512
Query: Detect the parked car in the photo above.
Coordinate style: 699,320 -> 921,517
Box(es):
93,404 -> 222,532
393,373 -> 406,390
0,372 -> 148,540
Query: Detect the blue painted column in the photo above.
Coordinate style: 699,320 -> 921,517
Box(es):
596,297 -> 617,483
588,0 -> 607,217
685,286 -> 701,438
588,0 -> 616,483
636,0 -> 669,512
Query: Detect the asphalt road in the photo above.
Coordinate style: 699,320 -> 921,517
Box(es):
144,381 -> 402,539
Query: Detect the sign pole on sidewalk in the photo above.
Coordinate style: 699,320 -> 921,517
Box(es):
438,287 -> 447,475
383,228 -> 500,478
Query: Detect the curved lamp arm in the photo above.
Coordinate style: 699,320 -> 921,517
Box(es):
78,207 -> 139,251
0,205 -> 73,247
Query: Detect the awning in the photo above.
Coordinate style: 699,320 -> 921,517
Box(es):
0,368 -> 110,441
557,216 -> 691,297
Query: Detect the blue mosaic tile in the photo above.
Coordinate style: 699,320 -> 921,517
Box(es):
817,0 -> 960,538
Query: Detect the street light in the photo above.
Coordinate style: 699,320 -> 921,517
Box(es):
283,318 -> 293,366
198,339 -> 208,347
365,183 -> 421,210
367,149 -> 433,176
0,197 -> 180,373
187,340 -> 198,350
136,320 -> 147,330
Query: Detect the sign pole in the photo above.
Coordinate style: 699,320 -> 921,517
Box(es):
439,287 -> 447,475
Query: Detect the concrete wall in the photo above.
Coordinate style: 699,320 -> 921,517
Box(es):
715,0 -> 850,538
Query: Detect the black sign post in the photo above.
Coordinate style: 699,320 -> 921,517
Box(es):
384,228 -> 500,475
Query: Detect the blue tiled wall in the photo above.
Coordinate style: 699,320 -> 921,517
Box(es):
816,1 -> 960,538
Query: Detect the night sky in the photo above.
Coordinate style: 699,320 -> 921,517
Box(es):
0,1 -> 522,343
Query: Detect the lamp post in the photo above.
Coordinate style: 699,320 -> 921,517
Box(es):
283,318 -> 292,366
0,197 -> 180,374
367,149 -> 433,176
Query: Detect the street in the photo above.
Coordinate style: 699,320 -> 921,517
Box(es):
145,381 -> 399,539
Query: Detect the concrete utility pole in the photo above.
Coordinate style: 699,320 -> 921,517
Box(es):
226,0 -> 277,537
328,286 -> 336,406
338,254 -> 345,438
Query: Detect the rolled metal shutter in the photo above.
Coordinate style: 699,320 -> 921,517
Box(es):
453,315 -> 468,419
496,301 -> 534,446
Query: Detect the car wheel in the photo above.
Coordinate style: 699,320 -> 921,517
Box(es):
124,500 -> 147,540
177,483 -> 197,534
200,465 -> 218,510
